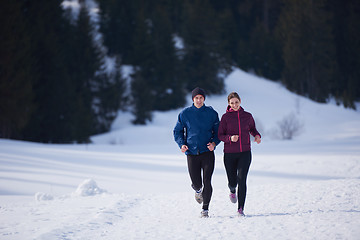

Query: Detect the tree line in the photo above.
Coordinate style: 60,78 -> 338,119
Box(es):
1,0 -> 359,143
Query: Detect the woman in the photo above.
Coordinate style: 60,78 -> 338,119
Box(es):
218,92 -> 261,216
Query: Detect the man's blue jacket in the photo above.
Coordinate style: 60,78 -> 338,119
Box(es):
173,104 -> 220,155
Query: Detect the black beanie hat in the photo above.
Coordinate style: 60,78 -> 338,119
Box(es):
192,87 -> 206,100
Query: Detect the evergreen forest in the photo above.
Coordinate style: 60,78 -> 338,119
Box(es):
1,0 -> 359,143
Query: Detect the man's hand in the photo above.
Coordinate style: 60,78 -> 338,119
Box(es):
181,145 -> 188,153
207,142 -> 216,151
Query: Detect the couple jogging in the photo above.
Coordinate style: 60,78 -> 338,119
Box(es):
173,87 -> 261,218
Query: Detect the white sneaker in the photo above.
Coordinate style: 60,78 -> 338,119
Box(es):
195,189 -> 203,204
229,192 -> 237,203
201,210 -> 209,218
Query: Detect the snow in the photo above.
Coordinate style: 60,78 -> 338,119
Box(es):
72,179 -> 107,197
1,68 -> 360,239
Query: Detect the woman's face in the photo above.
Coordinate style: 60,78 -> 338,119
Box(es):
229,97 -> 241,111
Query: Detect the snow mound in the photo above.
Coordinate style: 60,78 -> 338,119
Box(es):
35,192 -> 54,202
73,179 -> 107,197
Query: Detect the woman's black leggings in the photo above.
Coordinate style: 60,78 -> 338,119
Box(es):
187,151 -> 215,210
224,151 -> 252,210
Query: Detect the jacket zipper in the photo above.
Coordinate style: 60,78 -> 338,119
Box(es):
238,111 -> 242,152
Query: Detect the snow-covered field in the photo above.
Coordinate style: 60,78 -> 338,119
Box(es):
1,69 -> 360,239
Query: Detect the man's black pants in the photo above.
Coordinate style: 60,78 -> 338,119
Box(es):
187,151 -> 215,210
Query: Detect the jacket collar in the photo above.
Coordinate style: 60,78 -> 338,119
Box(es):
192,103 -> 206,110
226,105 -> 244,113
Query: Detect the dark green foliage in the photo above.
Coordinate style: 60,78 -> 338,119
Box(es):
2,1 -> 125,142
93,59 -> 126,132
1,0 -> 359,142
20,0 -> 78,143
131,68 -> 154,125
329,0 -> 360,108
277,0 -> 337,103
248,21 -> 283,80
149,4 -> 185,111
0,1 -> 35,138
99,0 -> 187,124
98,0 -> 137,62
180,0 -> 228,94
67,4 -> 102,142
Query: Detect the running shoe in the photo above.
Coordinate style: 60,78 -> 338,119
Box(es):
195,189 -> 203,204
238,207 -> 245,217
229,192 -> 237,203
201,210 -> 209,218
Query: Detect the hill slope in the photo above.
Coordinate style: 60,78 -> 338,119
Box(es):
1,68 -> 359,239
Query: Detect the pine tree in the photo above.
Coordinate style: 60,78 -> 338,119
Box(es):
146,3 -> 185,111
240,0 -> 284,80
93,57 -> 126,133
21,0 -> 79,143
130,6 -> 155,124
131,68 -> 154,125
0,1 -> 35,138
67,2 -> 126,138
248,20 -> 283,80
330,0 -> 360,108
98,0 -> 137,62
229,0 -> 258,70
276,0 -> 337,102
181,0 -> 228,94
343,2 -> 360,107
68,3 -> 103,142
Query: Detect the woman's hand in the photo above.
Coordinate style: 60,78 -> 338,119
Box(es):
254,135 -> 261,144
231,135 -> 239,142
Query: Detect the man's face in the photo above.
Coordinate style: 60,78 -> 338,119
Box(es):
193,95 -> 205,108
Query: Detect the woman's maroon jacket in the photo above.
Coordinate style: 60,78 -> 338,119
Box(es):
218,106 -> 261,153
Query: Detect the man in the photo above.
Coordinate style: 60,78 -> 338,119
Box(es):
173,87 -> 220,218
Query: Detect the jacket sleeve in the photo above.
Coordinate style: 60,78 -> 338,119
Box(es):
212,112 -> 221,145
249,114 -> 261,138
173,112 -> 186,148
218,115 -> 231,143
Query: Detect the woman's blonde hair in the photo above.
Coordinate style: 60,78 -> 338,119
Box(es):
227,92 -> 240,103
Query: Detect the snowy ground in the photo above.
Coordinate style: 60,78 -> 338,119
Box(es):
1,68 -> 360,239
